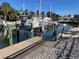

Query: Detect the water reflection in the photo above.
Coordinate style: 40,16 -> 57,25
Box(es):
13,29 -> 31,44
0,31 -> 8,48
42,24 -> 71,40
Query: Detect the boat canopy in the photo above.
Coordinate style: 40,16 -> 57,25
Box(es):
32,17 -> 40,28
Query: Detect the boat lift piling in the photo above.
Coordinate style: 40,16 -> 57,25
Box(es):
16,27 -> 20,43
7,25 -> 13,46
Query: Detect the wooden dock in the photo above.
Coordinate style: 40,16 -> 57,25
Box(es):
0,36 -> 42,59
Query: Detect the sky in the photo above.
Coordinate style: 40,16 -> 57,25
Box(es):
0,0 -> 79,16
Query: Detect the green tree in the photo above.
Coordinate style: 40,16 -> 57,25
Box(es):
1,2 -> 19,21
54,14 -> 59,21
0,6 -> 2,11
0,6 -> 4,17
46,11 -> 53,18
74,15 -> 79,21
46,11 -> 60,21
24,9 -> 29,16
1,2 -> 11,20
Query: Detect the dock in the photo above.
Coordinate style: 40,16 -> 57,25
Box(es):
13,32 -> 79,59
0,36 -> 43,59
0,29 -> 79,59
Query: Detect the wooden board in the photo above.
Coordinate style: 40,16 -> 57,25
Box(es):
0,36 -> 42,59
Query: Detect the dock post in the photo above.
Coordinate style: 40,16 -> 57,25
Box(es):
31,29 -> 33,37
60,26 -> 64,38
53,24 -> 57,41
55,24 -> 57,41
16,28 -> 20,43
8,25 -> 13,46
60,24 -> 66,38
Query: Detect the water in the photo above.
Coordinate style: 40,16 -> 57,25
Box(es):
13,29 -> 31,44
0,31 -> 8,48
0,24 -> 72,49
0,29 -> 32,49
42,24 -> 72,40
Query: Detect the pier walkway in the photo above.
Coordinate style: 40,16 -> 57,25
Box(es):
0,36 -> 43,59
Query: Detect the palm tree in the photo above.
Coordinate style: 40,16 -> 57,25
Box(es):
74,15 -> 79,21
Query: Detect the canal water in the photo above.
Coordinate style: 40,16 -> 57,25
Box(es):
0,24 -> 72,49
42,24 -> 72,40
